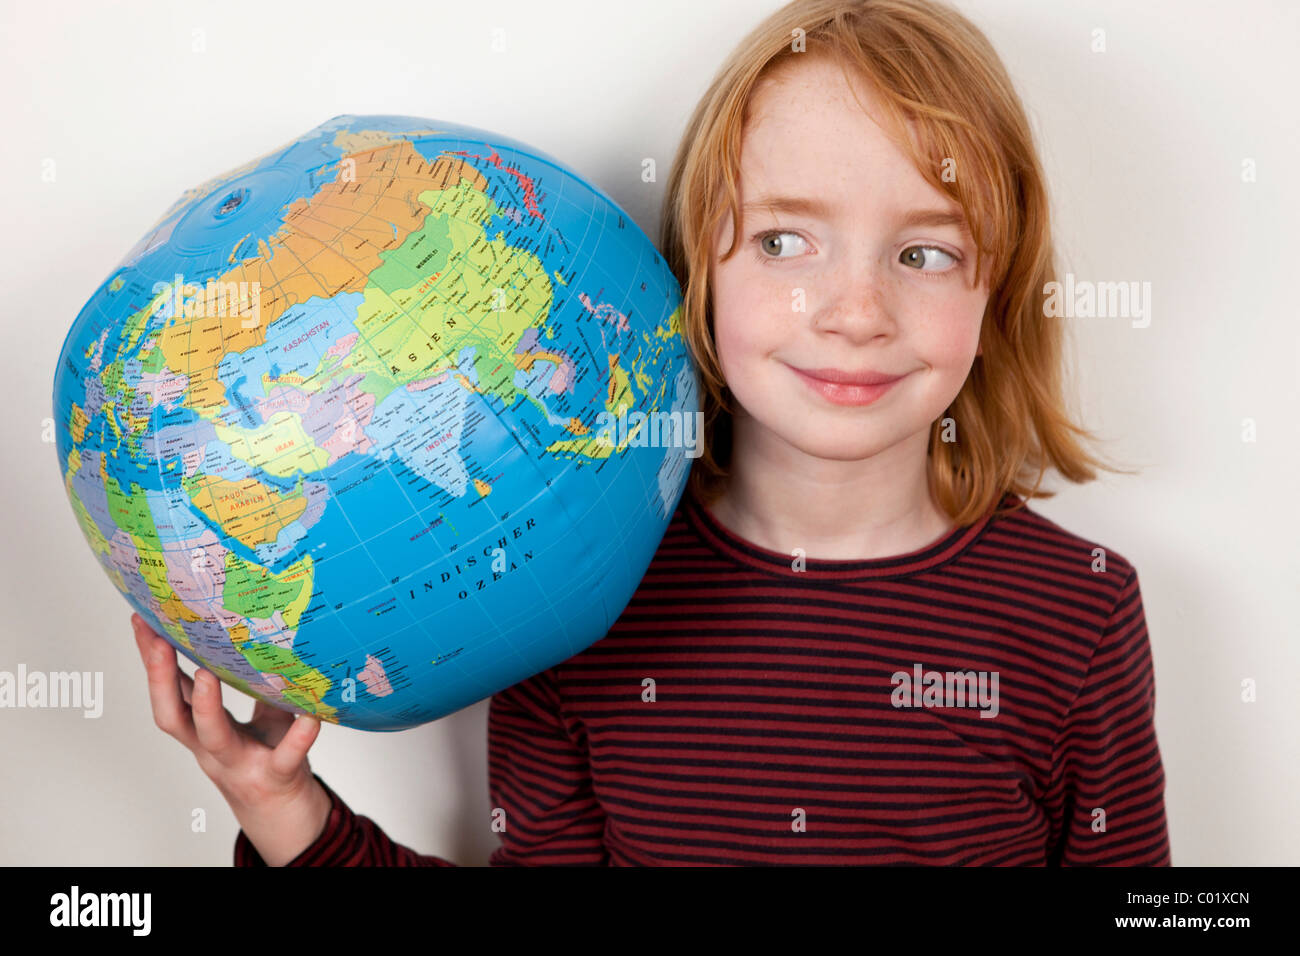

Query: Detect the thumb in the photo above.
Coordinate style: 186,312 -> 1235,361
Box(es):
268,713 -> 322,778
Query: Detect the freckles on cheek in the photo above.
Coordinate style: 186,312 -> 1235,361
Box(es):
913,296 -> 985,364
711,265 -> 759,364
719,276 -> 783,367
712,309 -> 748,382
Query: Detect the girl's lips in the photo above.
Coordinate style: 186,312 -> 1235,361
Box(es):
788,365 -> 908,406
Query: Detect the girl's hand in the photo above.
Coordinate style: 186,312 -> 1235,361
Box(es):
131,612 -> 332,865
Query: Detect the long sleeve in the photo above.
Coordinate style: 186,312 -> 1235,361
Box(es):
232,770 -> 456,866
484,665 -> 608,864
1045,567 -> 1172,866
233,665 -> 607,866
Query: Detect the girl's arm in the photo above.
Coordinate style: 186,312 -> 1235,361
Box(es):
1045,568 -> 1172,866
233,666 -> 609,866
233,770 -> 455,866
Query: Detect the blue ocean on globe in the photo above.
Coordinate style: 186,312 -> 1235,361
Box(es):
52,114 -> 699,731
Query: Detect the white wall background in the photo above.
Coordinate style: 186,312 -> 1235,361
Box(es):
1,0 -> 1295,866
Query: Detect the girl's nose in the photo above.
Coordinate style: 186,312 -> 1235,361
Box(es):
809,266 -> 897,343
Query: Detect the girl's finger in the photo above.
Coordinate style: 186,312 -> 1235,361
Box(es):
131,615 -> 151,662
267,713 -> 322,779
135,618 -> 202,753
246,699 -> 295,748
190,669 -> 244,767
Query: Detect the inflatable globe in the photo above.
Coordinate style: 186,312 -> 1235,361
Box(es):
53,114 -> 698,731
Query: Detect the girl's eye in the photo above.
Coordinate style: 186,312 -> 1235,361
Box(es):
900,245 -> 958,272
754,230 -> 809,260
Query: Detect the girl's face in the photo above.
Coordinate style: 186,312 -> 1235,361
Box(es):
711,57 -> 990,471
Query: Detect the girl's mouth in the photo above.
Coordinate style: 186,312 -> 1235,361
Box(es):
786,365 -> 908,406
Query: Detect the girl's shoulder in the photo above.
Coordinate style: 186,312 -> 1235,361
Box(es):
983,491 -> 1142,594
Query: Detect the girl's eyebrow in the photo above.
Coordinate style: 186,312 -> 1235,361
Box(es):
743,195 -> 969,233
896,208 -> 969,232
742,195 -> 835,219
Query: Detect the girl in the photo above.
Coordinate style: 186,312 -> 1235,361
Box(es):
133,0 -> 1170,865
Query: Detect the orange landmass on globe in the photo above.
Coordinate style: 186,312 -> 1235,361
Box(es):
156,140 -> 490,417
68,403 -> 89,444
183,475 -> 307,548
332,129 -> 443,153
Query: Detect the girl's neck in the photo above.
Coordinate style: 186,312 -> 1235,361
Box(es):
705,425 -> 954,562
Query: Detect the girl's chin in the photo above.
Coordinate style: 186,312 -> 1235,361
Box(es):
766,427 -> 907,462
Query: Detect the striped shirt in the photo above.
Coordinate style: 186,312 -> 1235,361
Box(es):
234,486 -> 1171,866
